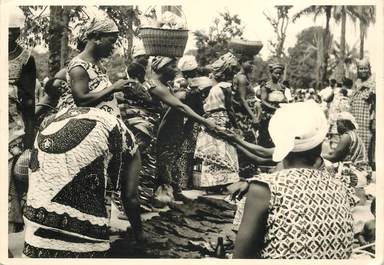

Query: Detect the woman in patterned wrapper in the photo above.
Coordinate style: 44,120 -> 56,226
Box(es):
23,107 -> 144,258
8,7 -> 36,234
146,56 -> 219,204
232,101 -> 355,259
193,52 -> 241,193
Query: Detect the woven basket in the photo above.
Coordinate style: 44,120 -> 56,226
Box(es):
229,39 -> 263,56
140,27 -> 189,57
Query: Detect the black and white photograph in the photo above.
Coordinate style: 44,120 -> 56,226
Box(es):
2,1 -> 383,261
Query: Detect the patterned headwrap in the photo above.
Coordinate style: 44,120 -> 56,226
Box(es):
337,112 -> 359,130
269,100 -> 329,162
78,16 -> 119,42
210,52 -> 238,78
269,62 -> 284,72
151,56 -> 174,72
9,7 -> 25,29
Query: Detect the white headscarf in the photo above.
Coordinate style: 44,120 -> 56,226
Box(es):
178,55 -> 198,72
269,100 -> 329,162
9,7 -> 25,29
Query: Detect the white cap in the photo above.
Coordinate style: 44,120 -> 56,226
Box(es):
269,100 -> 329,162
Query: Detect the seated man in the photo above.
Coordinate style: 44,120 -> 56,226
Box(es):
23,107 -> 144,258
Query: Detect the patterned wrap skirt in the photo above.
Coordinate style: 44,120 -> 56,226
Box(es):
194,111 -> 240,187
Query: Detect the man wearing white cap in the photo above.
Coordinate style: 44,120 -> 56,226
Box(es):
232,101 -> 355,259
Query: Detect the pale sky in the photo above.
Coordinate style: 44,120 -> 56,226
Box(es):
25,4 -> 379,69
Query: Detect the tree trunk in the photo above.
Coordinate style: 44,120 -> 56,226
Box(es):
340,6 -> 346,65
359,20 -> 365,59
60,7 -> 70,68
321,6 -> 332,82
48,6 -> 63,78
126,18 -> 133,64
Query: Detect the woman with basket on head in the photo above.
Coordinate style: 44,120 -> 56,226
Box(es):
230,39 -> 263,178
193,52 -> 241,193
138,9 -> 221,204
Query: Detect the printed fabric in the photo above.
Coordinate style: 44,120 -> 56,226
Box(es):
350,77 -> 375,153
194,111 -> 239,187
58,57 -> 120,117
23,107 -> 137,258
233,168 -> 354,259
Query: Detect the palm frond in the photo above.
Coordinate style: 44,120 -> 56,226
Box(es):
292,6 -> 319,22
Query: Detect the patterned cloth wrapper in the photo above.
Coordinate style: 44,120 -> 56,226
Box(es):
194,111 -> 239,187
23,107 -> 137,258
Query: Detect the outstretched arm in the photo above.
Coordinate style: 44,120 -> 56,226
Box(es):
235,144 -> 272,164
150,81 -> 216,131
233,136 -> 273,158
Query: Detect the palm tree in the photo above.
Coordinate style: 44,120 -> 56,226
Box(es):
293,5 -> 333,82
351,6 -> 376,59
332,6 -> 359,77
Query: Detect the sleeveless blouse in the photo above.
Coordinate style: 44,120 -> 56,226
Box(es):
58,57 -> 120,117
203,82 -> 231,113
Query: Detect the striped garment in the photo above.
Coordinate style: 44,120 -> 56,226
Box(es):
350,77 -> 375,153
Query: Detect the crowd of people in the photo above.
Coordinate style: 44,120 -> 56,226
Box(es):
8,9 -> 376,259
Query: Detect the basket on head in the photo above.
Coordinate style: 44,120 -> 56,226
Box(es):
229,39 -> 263,56
140,27 -> 189,57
